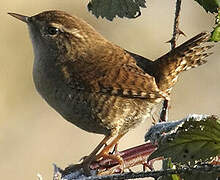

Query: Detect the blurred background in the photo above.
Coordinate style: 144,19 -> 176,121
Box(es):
1,0 -> 220,179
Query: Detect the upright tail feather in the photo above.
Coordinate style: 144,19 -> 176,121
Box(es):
152,32 -> 214,93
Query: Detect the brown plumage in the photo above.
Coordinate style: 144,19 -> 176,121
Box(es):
152,32 -> 213,93
9,10 -> 214,174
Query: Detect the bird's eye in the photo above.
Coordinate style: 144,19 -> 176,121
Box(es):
47,26 -> 59,36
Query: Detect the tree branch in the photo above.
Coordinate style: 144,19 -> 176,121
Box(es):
58,164 -> 220,180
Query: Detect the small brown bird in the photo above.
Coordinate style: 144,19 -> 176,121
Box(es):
9,10 -> 214,174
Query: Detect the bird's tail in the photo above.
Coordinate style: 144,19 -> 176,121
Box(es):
153,32 -> 214,92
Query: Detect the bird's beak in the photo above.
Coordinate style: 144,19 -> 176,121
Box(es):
8,12 -> 30,23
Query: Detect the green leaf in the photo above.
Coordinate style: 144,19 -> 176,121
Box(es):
194,0 -> 220,13
211,25 -> 220,41
148,115 -> 220,165
211,10 -> 220,41
87,0 -> 146,21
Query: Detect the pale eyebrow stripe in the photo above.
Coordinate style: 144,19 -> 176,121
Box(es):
50,22 -> 84,39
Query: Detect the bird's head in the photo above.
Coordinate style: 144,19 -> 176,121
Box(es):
8,10 -> 106,61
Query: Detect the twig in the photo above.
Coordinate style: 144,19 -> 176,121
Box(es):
160,0 -> 184,122
62,165 -> 220,180
171,0 -> 184,49
91,143 -> 157,175
61,143 -> 157,177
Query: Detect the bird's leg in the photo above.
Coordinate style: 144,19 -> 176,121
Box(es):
96,134 -> 125,174
82,135 -> 112,175
96,134 -> 124,159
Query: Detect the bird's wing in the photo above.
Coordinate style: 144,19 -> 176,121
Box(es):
59,43 -> 168,100
90,60 -> 169,100
65,47 -> 169,100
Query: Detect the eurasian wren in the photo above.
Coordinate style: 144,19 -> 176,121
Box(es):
8,10 -> 214,174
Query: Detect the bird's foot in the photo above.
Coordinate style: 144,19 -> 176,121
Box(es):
79,135 -> 112,176
98,152 -> 125,175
